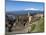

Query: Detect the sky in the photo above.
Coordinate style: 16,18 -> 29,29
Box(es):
6,0 -> 44,11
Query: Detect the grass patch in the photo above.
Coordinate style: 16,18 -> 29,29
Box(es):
31,17 -> 44,32
31,24 -> 36,31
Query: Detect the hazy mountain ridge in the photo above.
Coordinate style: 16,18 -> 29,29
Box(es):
6,10 -> 44,16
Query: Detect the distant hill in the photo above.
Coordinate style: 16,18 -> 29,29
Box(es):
6,10 -> 44,16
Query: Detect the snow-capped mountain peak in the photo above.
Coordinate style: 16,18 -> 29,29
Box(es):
24,8 -> 39,11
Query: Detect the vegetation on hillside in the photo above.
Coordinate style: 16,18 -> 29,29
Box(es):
28,17 -> 44,33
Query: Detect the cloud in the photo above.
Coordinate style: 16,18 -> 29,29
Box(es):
24,8 -> 39,10
10,0 -> 44,2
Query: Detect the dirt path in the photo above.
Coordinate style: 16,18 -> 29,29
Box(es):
11,22 -> 29,33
